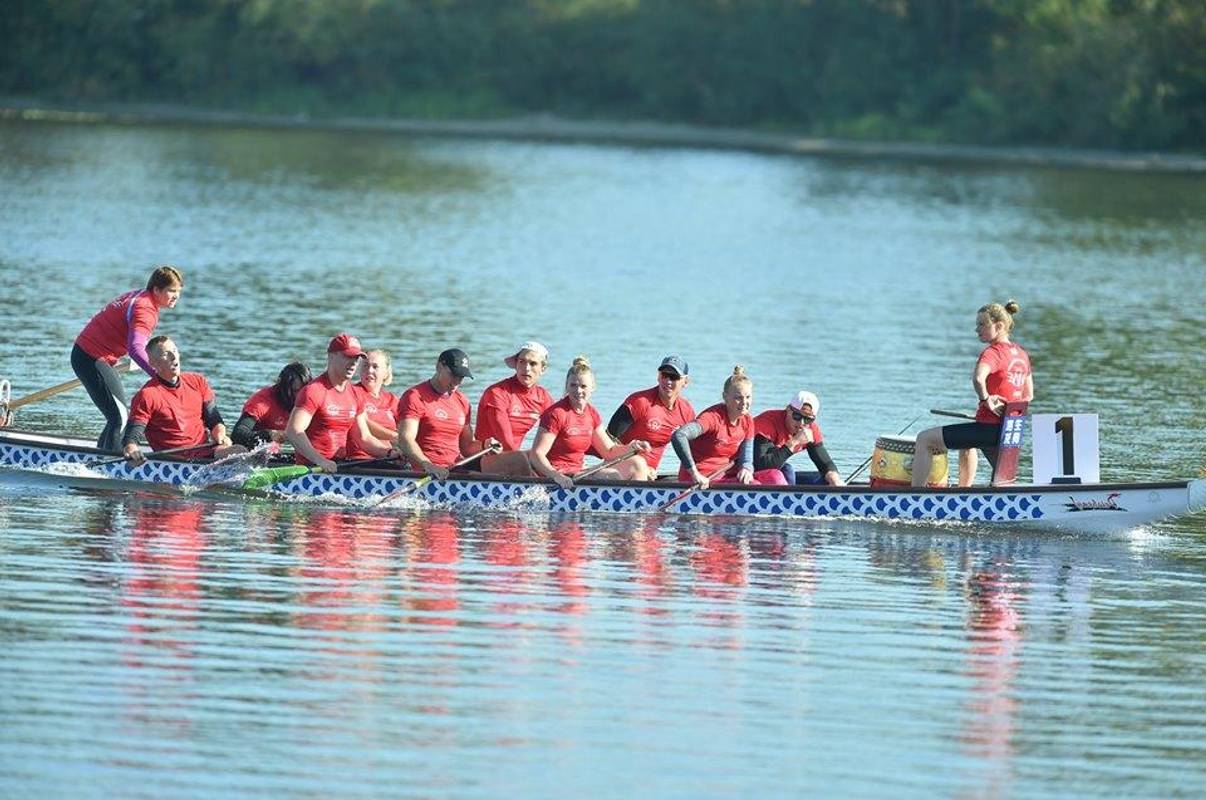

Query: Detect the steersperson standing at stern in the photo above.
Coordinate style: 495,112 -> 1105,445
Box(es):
911,300 -> 1033,487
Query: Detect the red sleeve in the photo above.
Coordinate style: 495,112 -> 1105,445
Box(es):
242,388 -> 269,418
540,406 -> 565,436
696,408 -> 721,434
397,389 -> 425,423
294,382 -> 324,415
624,392 -> 648,418
809,422 -> 824,446
128,388 -> 154,426
977,345 -> 1004,372
589,405 -> 602,429
480,388 -> 519,449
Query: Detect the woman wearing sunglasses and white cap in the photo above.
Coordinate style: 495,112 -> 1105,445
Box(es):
751,390 -> 844,486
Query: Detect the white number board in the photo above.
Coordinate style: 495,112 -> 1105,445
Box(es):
1031,413 -> 1100,485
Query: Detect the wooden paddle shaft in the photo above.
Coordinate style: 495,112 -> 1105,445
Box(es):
8,359 -> 134,411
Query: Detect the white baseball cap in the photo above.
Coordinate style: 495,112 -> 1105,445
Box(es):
504,341 -> 550,368
788,390 -> 820,416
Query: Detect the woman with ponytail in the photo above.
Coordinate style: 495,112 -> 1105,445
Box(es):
911,300 -> 1033,487
670,365 -> 760,488
528,356 -> 652,489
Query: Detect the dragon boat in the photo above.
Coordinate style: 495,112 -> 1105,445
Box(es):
1,429 -> 1201,534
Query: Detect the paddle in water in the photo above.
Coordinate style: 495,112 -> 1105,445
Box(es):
370,444 -> 501,508
657,461 -> 734,512
242,452 -> 406,491
184,441 -> 280,489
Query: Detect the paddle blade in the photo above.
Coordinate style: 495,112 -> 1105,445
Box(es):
242,465 -> 313,490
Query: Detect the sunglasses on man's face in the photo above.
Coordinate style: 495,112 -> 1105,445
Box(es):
791,410 -> 815,424
658,370 -> 683,382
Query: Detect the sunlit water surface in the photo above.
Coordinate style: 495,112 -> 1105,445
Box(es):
1,120 -> 1204,798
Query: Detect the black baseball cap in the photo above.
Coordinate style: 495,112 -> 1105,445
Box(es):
438,348 -> 474,379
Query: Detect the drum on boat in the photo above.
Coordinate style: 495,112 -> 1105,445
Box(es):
870,435 -> 948,488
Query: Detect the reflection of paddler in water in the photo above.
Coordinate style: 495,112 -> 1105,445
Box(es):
549,518 -> 590,615
961,562 -> 1025,783
291,508 -> 393,634
913,300 -> 1033,487
123,500 -> 207,661
399,511 -> 462,627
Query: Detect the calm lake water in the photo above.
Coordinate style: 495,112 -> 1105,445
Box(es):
1,118 -> 1204,798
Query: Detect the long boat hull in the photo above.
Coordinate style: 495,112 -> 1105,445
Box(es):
1,430 -> 1202,534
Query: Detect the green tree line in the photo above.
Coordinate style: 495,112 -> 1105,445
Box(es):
3,0 -> 1203,151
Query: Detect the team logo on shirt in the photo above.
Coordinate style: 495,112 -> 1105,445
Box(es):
648,419 -> 663,431
1006,357 -> 1028,389
566,425 -> 587,436
435,409 -> 448,420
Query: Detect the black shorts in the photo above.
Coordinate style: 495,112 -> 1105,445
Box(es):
941,422 -> 1001,466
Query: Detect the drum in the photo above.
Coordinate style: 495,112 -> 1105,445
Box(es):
870,435 -> 949,488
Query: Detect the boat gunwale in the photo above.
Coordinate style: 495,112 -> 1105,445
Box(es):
0,428 -> 1192,496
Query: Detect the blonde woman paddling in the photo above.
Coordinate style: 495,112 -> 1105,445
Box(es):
528,357 -> 652,489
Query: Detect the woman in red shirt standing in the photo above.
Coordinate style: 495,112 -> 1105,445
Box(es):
71,266 -> 183,451
528,356 -> 651,489
911,300 -> 1034,487
670,365 -> 759,488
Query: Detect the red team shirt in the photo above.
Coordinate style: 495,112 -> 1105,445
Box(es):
75,289 -> 160,363
538,397 -> 603,473
128,372 -> 214,451
619,387 -> 696,469
975,341 -> 1032,423
396,381 -> 471,468
753,409 -> 823,452
679,403 -> 755,480
293,374 -> 367,463
345,387 -> 399,461
475,376 -> 554,451
241,385 -> 293,434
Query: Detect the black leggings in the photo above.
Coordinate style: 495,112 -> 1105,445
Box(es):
71,343 -> 129,452
941,422 -> 1000,468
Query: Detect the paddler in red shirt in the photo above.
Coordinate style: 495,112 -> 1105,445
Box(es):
474,341 -> 553,476
231,361 -> 311,448
528,356 -> 652,489
286,334 -> 397,472
752,390 -> 844,486
119,335 -> 243,465
912,300 -> 1034,487
606,354 -> 696,479
669,365 -> 759,488
395,348 -> 500,480
345,349 -> 402,461
72,266 -> 183,452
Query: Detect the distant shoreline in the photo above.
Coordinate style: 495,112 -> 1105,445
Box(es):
3,99 -> 1204,174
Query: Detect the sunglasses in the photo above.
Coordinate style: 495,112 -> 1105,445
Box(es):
790,410 -> 815,424
658,370 -> 684,382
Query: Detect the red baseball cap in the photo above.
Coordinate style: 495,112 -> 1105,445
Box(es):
327,333 -> 366,359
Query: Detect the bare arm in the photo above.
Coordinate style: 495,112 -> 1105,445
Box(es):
396,416 -> 444,479
285,407 -> 336,472
354,412 -> 393,459
528,427 -> 572,489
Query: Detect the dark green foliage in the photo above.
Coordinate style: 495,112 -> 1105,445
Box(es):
2,0 -> 1202,150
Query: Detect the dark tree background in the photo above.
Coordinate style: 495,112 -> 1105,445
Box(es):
3,0 -> 1202,151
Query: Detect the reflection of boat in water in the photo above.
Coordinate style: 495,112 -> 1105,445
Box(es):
3,430 -> 1203,535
